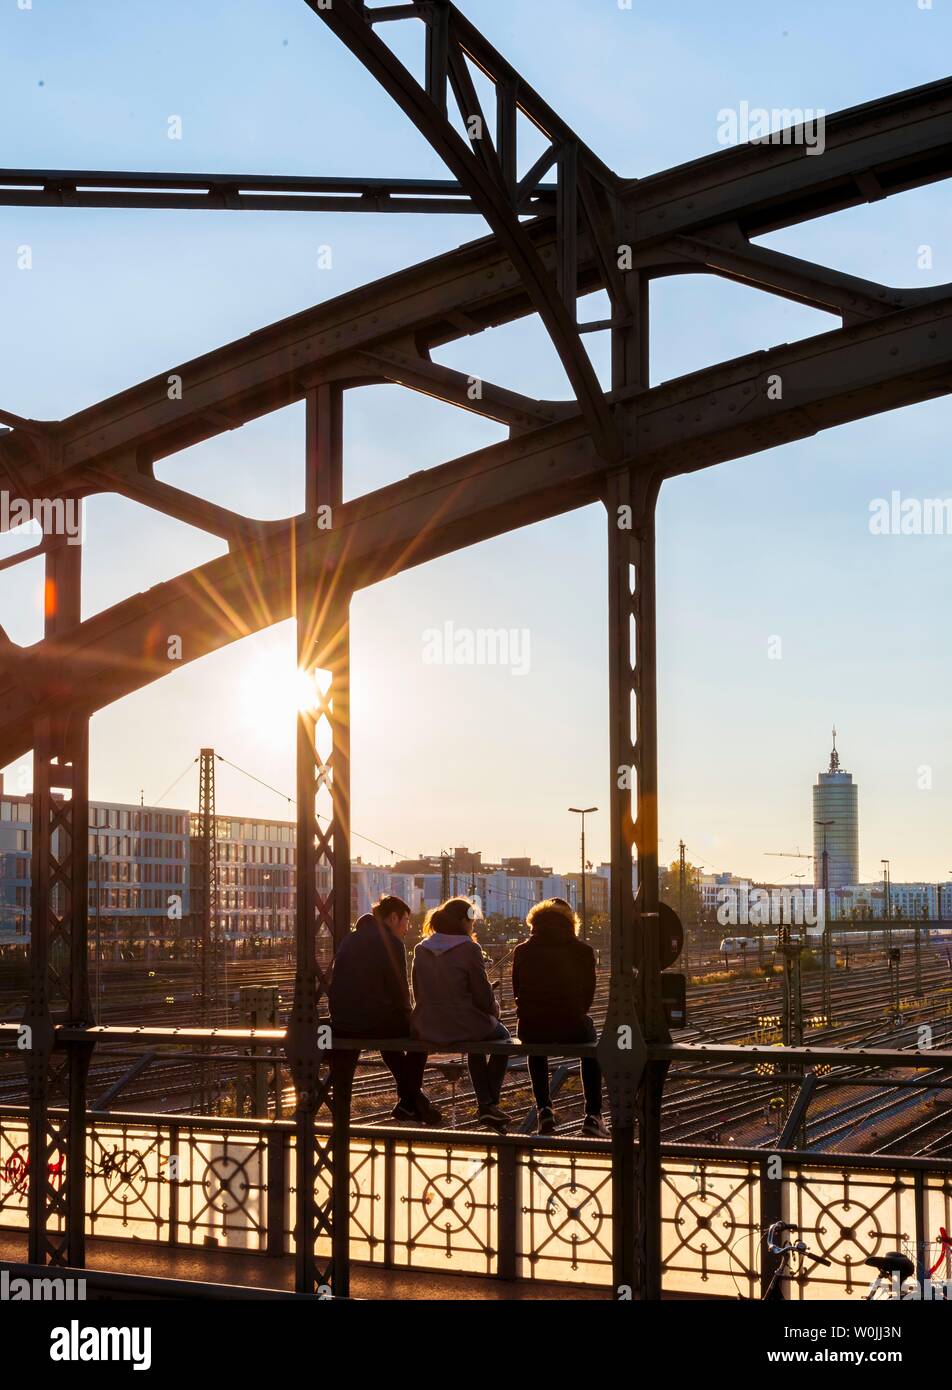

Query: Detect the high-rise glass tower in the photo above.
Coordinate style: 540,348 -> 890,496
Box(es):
813,728 -> 859,894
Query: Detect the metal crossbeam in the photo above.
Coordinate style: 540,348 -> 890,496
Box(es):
652,226 -> 950,324
0,167 -> 555,215
10,1024 -> 952,1070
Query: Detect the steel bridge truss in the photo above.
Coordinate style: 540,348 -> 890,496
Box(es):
0,0 -> 951,1297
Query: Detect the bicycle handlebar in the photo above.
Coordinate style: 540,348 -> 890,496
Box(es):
766,1221 -> 833,1267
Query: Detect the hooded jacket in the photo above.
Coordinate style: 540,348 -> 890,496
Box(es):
411,932 -> 500,1043
512,918 -> 596,1038
329,913 -> 411,1038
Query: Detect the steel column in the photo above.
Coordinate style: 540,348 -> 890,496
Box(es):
286,383 -> 351,1296
759,1155 -> 784,1299
24,527 -> 93,1267
602,247 -> 669,1299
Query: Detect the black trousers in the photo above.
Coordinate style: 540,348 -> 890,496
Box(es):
332,1046 -> 428,1110
523,1015 -> 602,1116
466,1020 -> 511,1109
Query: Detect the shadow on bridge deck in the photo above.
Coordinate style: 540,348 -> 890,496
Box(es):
0,1232 -> 608,1301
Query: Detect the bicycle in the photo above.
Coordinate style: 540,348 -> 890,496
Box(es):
764,1223 -> 942,1300
866,1229 -> 952,1299
733,1219 -> 948,1300
760,1220 -> 833,1300
864,1250 -> 915,1300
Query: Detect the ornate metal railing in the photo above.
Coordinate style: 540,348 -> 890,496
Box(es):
1,1103 -> 948,1298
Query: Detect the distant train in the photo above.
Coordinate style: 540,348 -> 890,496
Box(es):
718,936 -> 767,954
718,928 -> 952,955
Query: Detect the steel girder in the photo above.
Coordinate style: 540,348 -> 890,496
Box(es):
623,74 -> 952,241
2,286 -> 951,768
2,71 -> 949,505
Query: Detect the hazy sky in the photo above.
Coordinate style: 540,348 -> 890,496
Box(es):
2,0 -> 951,883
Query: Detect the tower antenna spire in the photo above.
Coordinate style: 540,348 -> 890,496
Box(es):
829,725 -> 840,774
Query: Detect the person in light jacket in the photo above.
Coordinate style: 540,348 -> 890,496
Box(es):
411,897 -> 511,1131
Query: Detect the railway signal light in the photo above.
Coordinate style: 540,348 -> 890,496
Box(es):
658,904 -> 687,1027
661,972 -> 686,1029
658,903 -> 684,969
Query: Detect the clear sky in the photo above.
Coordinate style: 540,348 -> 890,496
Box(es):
1,0 -> 951,884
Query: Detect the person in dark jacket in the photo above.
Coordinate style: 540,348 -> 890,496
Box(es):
330,895 -> 441,1125
411,897 -> 511,1132
512,897 -> 607,1138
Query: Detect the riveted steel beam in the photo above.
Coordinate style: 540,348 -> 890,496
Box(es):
305,0 -> 621,461
0,167 -> 555,215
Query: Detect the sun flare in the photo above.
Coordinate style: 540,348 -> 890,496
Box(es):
294,667 -> 320,713
239,659 -> 322,729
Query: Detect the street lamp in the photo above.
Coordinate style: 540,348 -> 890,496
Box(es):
262,872 -> 272,955
816,821 -> 834,1025
881,857 -> 892,953
568,807 -> 597,941
94,835 -> 104,1022
815,821 -> 833,904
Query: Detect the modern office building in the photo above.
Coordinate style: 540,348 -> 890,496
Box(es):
700,871 -> 952,925
813,728 -> 859,893
89,802 -> 190,951
208,813 -> 298,944
837,881 -> 952,920
564,871 -> 609,916
0,783 -> 190,951
351,861 -> 423,919
0,786 -> 30,946
3,798 -> 304,952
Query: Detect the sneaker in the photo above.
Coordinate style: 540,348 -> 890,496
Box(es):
414,1094 -> 444,1127
478,1103 -> 510,1132
582,1113 -> 609,1139
391,1102 -> 419,1124
537,1106 -> 556,1135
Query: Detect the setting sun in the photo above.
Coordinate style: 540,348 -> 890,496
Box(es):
294,667 -> 320,713
239,657 -> 321,729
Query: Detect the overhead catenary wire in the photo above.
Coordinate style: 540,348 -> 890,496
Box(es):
151,752 -> 410,861
214,756 -> 293,812
149,752 -> 558,902
151,758 -> 198,810
214,753 -> 413,863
